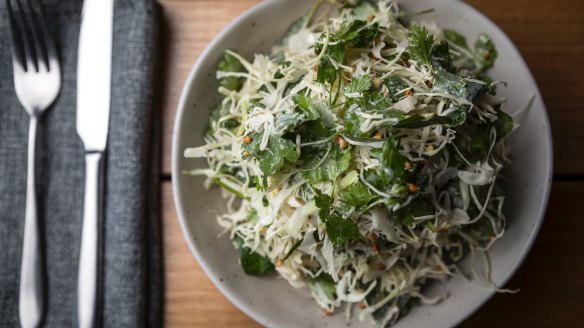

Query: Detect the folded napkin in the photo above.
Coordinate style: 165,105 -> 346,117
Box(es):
0,0 -> 162,327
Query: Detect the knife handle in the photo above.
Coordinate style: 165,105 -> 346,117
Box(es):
19,117 -> 44,328
77,152 -> 103,328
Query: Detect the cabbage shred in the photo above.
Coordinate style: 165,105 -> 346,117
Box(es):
185,0 -> 514,326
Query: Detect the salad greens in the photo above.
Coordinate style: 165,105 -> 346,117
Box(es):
185,0 -> 515,326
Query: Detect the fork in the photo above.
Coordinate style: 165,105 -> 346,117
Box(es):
7,0 -> 61,327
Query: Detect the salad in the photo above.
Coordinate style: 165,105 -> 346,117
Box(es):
185,0 -> 515,326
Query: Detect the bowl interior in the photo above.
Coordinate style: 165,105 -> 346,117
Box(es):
172,0 -> 553,327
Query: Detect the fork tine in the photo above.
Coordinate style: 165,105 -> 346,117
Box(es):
23,0 -> 48,72
6,0 -> 25,70
10,0 -> 36,72
31,0 -> 58,72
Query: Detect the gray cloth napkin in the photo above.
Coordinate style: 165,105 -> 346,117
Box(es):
0,0 -> 162,327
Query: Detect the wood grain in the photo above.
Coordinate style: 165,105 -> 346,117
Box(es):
159,0 -> 584,176
158,0 -> 261,177
162,181 -> 584,328
162,182 -> 261,328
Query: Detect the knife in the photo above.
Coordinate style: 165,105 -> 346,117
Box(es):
76,0 -> 114,327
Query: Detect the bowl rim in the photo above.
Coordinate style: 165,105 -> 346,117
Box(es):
171,0 -> 554,326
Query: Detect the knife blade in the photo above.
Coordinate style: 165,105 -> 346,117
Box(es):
76,0 -> 114,327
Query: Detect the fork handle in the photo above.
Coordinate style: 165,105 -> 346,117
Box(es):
77,152 -> 103,328
19,117 -> 44,328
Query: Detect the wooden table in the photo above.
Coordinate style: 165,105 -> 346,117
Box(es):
157,1 -> 584,327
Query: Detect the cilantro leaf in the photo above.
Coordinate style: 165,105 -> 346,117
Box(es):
384,76 -> 410,102
432,69 -> 488,102
443,29 -> 469,49
243,133 -> 299,176
303,145 -> 351,184
317,42 -> 345,84
313,189 -> 363,247
408,24 -> 434,66
239,248 -> 274,275
336,20 -> 380,47
430,41 -> 454,72
345,75 -> 372,94
392,194 -> 435,227
380,138 -> 406,182
336,20 -> 368,42
326,214 -> 363,246
218,52 -> 245,91
274,113 -> 305,133
293,90 -> 320,121
363,138 -> 406,191
494,108 -> 513,139
394,109 -> 467,129
339,183 -> 378,207
310,274 -> 336,299
343,111 -> 368,138
299,120 -> 333,142
474,34 -> 498,70
235,238 -> 275,275
313,188 -> 333,219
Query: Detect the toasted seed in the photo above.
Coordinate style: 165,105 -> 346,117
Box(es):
336,136 -> 349,149
407,183 -> 419,193
373,78 -> 382,89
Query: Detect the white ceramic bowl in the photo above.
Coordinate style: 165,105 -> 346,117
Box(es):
172,1 -> 553,327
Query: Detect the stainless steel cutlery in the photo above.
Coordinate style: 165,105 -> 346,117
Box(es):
76,0 -> 114,327
7,0 -> 62,327
8,0 -> 114,327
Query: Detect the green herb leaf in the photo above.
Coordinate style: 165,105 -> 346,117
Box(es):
282,238 -> 304,261
211,178 -> 247,199
236,239 -> 275,275
299,120 -> 334,142
345,75 -> 372,94
474,34 -> 497,70
317,42 -> 345,84
408,24 -> 434,66
432,69 -> 488,102
310,274 -> 336,299
343,111 -> 368,138
494,108 -> 513,139
394,109 -> 467,129
313,188 -> 333,219
313,189 -> 363,246
275,113 -> 305,133
335,20 -> 379,47
392,194 -> 435,227
339,183 -> 378,207
363,138 -> 407,192
352,1 -> 377,20
326,214 -> 362,246
430,41 -> 454,72
303,145 -> 351,184
218,52 -> 245,91
243,133 -> 299,176
384,76 -> 410,102
443,29 -> 469,49
293,90 -> 320,121
336,20 -> 368,42
380,138 -> 406,182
